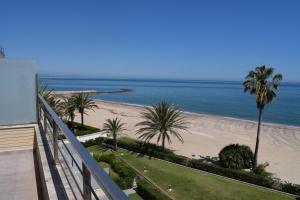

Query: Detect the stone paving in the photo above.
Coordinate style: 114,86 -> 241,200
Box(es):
0,150 -> 39,200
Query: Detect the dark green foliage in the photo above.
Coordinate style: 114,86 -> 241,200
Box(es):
103,117 -> 126,151
70,122 -> 100,136
39,86 -> 64,117
129,193 -> 144,200
136,101 -> 188,151
243,66 -> 282,168
243,66 -> 283,109
281,182 -> 300,195
81,137 -> 102,147
60,122 -> 100,139
252,163 -> 272,177
137,180 -> 171,200
73,93 -> 98,126
93,152 -> 135,189
219,144 -> 254,170
61,97 -> 76,130
188,159 -> 274,187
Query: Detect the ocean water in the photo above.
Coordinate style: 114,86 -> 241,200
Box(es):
39,77 -> 300,127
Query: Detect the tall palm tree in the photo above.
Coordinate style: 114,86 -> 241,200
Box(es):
136,101 -> 188,151
243,65 -> 282,167
73,93 -> 98,127
103,117 -> 126,151
62,97 -> 76,130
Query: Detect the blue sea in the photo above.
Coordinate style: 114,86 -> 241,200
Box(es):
39,77 -> 300,127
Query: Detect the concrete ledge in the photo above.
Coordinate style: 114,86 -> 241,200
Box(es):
34,124 -> 70,200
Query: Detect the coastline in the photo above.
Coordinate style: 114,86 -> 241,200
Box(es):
93,99 -> 300,130
52,88 -> 132,97
73,97 -> 300,184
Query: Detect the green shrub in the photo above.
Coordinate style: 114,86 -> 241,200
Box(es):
188,159 -> 274,187
69,121 -> 100,136
281,182 -> 300,195
81,137 -> 103,147
219,144 -> 254,170
93,152 -> 135,189
137,179 -> 171,200
100,137 -> 192,165
60,121 -> 100,139
252,163 -> 273,178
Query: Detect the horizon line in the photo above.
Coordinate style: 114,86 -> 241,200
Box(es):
38,73 -> 300,84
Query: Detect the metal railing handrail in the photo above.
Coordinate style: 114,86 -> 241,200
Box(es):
38,94 -> 128,200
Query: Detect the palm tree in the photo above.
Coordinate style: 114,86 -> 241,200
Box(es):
61,97 -> 76,130
73,93 -> 98,127
39,85 -> 56,107
103,117 -> 126,151
136,101 -> 188,151
243,65 -> 282,167
52,99 -> 64,118
39,86 -> 64,117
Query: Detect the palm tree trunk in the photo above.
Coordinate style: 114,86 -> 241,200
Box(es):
114,133 -> 117,151
71,118 -> 74,131
81,112 -> 84,128
254,108 -> 263,168
162,133 -> 166,151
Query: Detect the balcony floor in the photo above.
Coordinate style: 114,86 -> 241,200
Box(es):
0,149 -> 39,200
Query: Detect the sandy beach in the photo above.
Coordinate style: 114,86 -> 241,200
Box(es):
74,99 -> 300,184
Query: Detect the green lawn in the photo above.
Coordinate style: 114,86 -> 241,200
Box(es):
129,193 -> 144,200
98,161 -> 120,180
87,145 -> 295,200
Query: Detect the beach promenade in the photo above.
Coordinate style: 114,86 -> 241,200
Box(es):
74,99 -> 300,184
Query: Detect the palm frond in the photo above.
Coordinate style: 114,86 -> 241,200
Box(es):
103,117 -> 126,138
243,65 -> 282,109
73,93 -> 99,114
136,101 -> 188,149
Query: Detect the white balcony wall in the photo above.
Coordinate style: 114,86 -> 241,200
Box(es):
0,59 -> 37,125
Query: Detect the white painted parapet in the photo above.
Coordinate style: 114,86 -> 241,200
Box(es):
0,59 -> 37,125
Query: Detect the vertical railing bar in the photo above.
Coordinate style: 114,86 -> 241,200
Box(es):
39,101 -> 85,199
44,109 -> 48,134
82,163 -> 92,200
55,158 -> 82,200
43,116 -> 84,199
35,73 -> 39,122
59,137 -> 100,199
56,142 -> 84,198
53,121 -> 59,164
60,139 -> 83,174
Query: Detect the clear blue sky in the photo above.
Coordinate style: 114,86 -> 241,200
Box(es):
1,0 -> 300,81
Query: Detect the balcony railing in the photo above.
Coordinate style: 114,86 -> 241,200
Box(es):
37,94 -> 128,200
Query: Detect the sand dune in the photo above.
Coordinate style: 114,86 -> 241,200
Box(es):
74,100 -> 300,184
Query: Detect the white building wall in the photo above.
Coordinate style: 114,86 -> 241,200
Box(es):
0,59 -> 37,125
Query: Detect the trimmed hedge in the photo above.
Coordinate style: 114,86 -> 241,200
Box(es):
81,137 -> 101,147
83,137 -> 300,195
188,159 -> 274,187
93,152 -> 135,189
281,182 -> 300,195
66,121 -> 100,136
60,121 -> 100,140
137,180 -> 171,200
